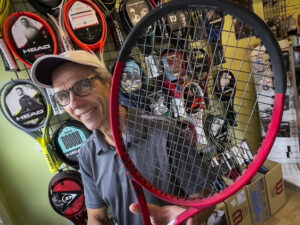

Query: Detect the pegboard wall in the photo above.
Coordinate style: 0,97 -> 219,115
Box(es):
5,0 -> 122,141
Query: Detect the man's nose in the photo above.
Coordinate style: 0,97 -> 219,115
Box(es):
69,92 -> 84,110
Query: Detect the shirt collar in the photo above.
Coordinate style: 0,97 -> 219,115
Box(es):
94,130 -> 114,154
95,107 -> 148,154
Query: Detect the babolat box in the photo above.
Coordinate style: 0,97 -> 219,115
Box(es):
206,202 -> 230,225
225,186 -> 252,225
263,160 -> 286,215
246,173 -> 270,225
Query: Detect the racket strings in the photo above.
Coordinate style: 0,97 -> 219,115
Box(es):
118,7 -> 277,200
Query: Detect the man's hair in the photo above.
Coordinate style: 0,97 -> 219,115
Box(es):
16,87 -> 23,91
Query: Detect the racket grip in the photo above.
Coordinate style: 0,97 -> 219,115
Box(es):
0,39 -> 19,71
107,16 -> 124,49
131,179 -> 152,225
167,206 -> 213,225
39,138 -> 60,173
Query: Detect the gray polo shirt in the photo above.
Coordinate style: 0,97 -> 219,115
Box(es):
78,117 -> 170,224
79,108 -> 216,225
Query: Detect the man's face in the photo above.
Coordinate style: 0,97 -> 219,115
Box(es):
21,18 -> 29,27
16,88 -> 23,96
52,62 -> 111,131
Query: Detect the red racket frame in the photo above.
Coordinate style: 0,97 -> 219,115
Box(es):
3,11 -> 58,68
63,0 -> 107,53
111,0 -> 286,223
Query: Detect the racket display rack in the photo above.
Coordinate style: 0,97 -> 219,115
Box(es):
3,0 -> 121,159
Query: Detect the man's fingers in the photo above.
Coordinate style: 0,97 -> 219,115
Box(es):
130,203 -> 163,214
129,203 -> 141,214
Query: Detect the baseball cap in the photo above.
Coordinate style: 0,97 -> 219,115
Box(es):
31,50 -> 106,88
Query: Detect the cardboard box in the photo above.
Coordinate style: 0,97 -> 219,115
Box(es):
225,186 -> 252,225
263,160 -> 286,215
246,173 -> 270,225
206,202 -> 230,225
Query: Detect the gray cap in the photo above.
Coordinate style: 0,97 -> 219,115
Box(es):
30,50 -> 106,88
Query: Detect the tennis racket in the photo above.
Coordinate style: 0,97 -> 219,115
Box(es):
110,0 -> 286,224
52,120 -> 91,170
48,170 -> 87,225
94,0 -> 124,50
63,0 -> 107,61
0,0 -> 19,71
0,79 -> 61,173
3,12 -> 58,68
119,0 -> 153,34
28,0 -> 74,52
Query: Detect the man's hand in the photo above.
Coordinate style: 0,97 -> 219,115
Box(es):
129,203 -> 215,225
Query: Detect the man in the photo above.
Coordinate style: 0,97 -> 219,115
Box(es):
31,50 -> 215,225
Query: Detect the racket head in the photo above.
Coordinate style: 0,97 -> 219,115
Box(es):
52,120 -> 91,169
63,0 -> 107,52
48,170 -> 86,223
0,79 -> 61,173
28,0 -> 63,18
0,79 -> 51,132
119,0 -> 152,33
3,12 -> 58,68
111,0 -> 286,208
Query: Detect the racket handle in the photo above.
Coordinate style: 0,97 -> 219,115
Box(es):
131,179 -> 152,225
167,206 -> 214,225
0,39 -> 19,71
41,144 -> 59,173
69,211 -> 86,225
38,136 -> 60,173
107,16 -> 124,50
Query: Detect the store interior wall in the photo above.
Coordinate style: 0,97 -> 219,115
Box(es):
0,0 -> 299,224
0,18 -> 68,225
0,64 -> 68,224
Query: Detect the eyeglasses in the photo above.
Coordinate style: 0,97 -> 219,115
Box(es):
53,75 -> 100,106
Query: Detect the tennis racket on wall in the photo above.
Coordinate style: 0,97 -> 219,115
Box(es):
48,170 -> 86,225
0,79 -> 61,173
0,0 -> 19,71
28,0 -> 74,52
119,0 -> 153,34
52,120 -> 91,170
110,0 -> 286,224
94,0 -> 124,50
63,0 -> 107,61
3,11 -> 58,68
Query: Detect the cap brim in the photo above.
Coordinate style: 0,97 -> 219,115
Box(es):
30,50 -> 105,89
31,55 -> 70,89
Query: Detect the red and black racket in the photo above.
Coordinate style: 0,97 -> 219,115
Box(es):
64,0 -> 107,60
0,0 -> 19,71
48,170 -> 86,225
111,0 -> 286,224
3,12 -> 58,68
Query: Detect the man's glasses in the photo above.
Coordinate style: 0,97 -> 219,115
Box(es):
53,75 -> 100,106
